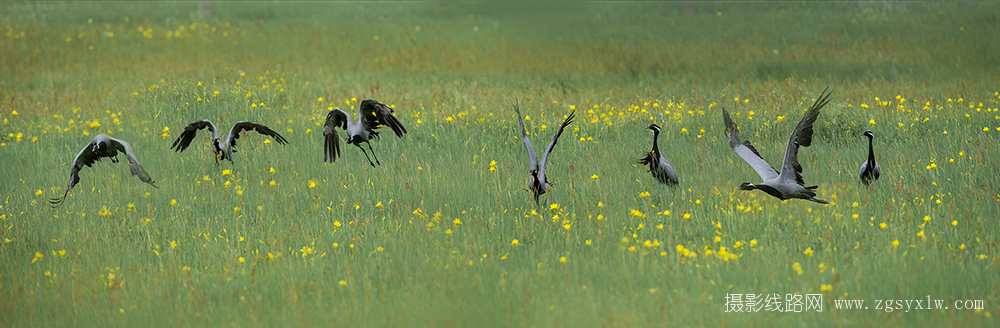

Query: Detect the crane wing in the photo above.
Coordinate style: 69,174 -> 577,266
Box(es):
323,109 -> 350,163
359,99 -> 407,137
50,138 -> 99,207
723,108 -> 779,181
109,136 -> 158,188
538,111 -> 575,183
514,102 -> 538,172
226,121 -> 288,149
171,120 -> 218,152
777,88 -> 830,185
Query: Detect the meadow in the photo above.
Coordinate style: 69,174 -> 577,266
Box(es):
1,1 -> 999,326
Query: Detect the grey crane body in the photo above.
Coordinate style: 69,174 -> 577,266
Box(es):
638,124 -> 678,186
50,134 -> 158,207
723,88 -> 832,204
171,120 -> 288,164
858,130 -> 881,185
514,103 -> 575,205
324,99 -> 407,167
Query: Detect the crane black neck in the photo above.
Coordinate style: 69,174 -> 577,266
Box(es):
867,135 -> 875,161
649,127 -> 661,151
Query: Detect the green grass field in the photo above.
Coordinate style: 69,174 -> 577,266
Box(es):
2,1 -> 999,326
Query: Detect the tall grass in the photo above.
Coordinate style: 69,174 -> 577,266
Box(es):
1,1 -> 998,326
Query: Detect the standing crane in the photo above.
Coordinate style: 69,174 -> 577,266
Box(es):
639,123 -> 679,186
858,130 -> 881,185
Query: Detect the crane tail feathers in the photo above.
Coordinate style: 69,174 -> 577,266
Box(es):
638,152 -> 654,166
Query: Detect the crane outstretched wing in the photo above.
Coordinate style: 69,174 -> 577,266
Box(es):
109,136 -> 158,188
514,102 -> 538,172
50,139 -> 99,207
225,121 -> 288,149
777,88 -> 831,185
723,108 -> 779,181
359,99 -> 407,138
171,120 -> 218,152
537,111 -> 575,183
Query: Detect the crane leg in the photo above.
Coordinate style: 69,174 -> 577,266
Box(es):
365,141 -> 381,165
355,143 -> 376,167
